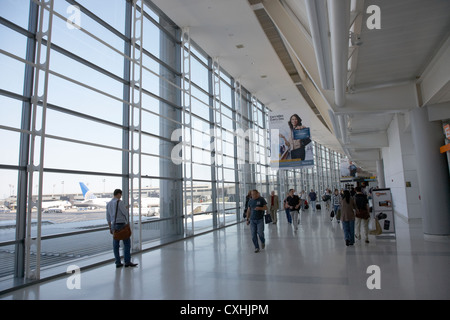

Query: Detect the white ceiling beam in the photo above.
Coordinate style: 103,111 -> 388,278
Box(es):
262,0 -> 329,98
327,0 -> 351,107
348,131 -> 388,148
282,37 -> 334,130
346,149 -> 381,161
427,101 -> 450,122
335,82 -> 418,114
417,36 -> 450,106
305,0 -> 333,90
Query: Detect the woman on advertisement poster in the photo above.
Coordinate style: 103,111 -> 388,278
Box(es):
279,114 -> 311,160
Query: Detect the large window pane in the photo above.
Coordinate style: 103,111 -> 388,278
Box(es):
0,0 -> 30,30
44,138 -> 122,174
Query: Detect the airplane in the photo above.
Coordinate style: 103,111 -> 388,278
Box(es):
40,200 -> 72,211
73,182 -> 109,208
141,197 -> 159,208
139,196 -> 160,216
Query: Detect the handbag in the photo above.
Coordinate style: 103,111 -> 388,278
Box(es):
369,218 -> 382,235
264,213 -> 272,224
113,199 -> 132,240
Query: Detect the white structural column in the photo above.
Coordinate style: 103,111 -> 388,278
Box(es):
376,159 -> 385,188
410,106 -> 450,238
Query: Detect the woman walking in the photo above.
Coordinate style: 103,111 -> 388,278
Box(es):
340,189 -> 357,246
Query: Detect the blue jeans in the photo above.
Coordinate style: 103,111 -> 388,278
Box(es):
285,209 -> 292,223
113,223 -> 131,265
342,220 -> 355,244
250,218 -> 265,249
333,205 -> 340,220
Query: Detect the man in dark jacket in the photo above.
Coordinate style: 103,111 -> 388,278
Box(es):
246,190 -> 268,253
286,189 -> 301,231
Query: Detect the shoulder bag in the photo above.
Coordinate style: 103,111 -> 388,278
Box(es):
264,213 -> 273,224
113,199 -> 132,240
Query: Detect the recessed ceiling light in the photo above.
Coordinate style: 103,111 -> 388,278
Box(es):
236,44 -> 244,49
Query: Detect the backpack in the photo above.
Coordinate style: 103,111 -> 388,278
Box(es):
355,194 -> 370,219
355,194 -> 368,210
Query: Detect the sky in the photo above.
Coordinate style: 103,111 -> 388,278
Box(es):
0,0 -> 249,199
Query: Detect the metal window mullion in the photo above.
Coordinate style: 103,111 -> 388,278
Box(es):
130,0 -> 144,251
251,95 -> 260,191
234,80 -> 245,215
181,27 -> 194,236
25,0 -> 54,280
231,80 -> 240,219
263,107 -> 270,193
213,57 -> 225,227
15,0 -> 39,279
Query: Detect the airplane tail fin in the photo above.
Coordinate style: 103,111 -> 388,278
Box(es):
79,182 -> 97,200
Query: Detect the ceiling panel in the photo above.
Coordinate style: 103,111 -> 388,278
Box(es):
354,0 -> 450,88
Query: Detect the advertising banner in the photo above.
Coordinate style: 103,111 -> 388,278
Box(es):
371,188 -> 395,237
340,157 -> 358,180
269,110 -> 313,170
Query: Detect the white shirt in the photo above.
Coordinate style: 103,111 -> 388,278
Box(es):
106,198 -> 129,225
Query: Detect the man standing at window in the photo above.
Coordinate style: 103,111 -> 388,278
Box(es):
106,189 -> 138,268
246,190 -> 268,253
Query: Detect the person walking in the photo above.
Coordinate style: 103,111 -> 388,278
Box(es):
284,192 -> 292,224
246,190 -> 267,253
106,189 -> 138,268
300,190 -> 307,212
286,189 -> 301,231
331,188 -> 341,223
308,189 -> 317,212
340,189 -> 357,246
354,186 -> 370,243
322,188 -> 332,213
268,190 -> 279,224
243,190 -> 252,219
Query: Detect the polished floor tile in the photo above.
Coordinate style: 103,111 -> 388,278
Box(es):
1,208 -> 449,300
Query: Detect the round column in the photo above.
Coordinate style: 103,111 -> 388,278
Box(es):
410,106 -> 450,238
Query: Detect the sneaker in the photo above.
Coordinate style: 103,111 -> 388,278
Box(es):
365,239 -> 370,243
125,262 -> 138,268
254,248 -> 260,253
116,263 -> 124,268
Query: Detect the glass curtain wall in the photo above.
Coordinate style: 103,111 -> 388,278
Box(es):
0,0 -> 344,285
